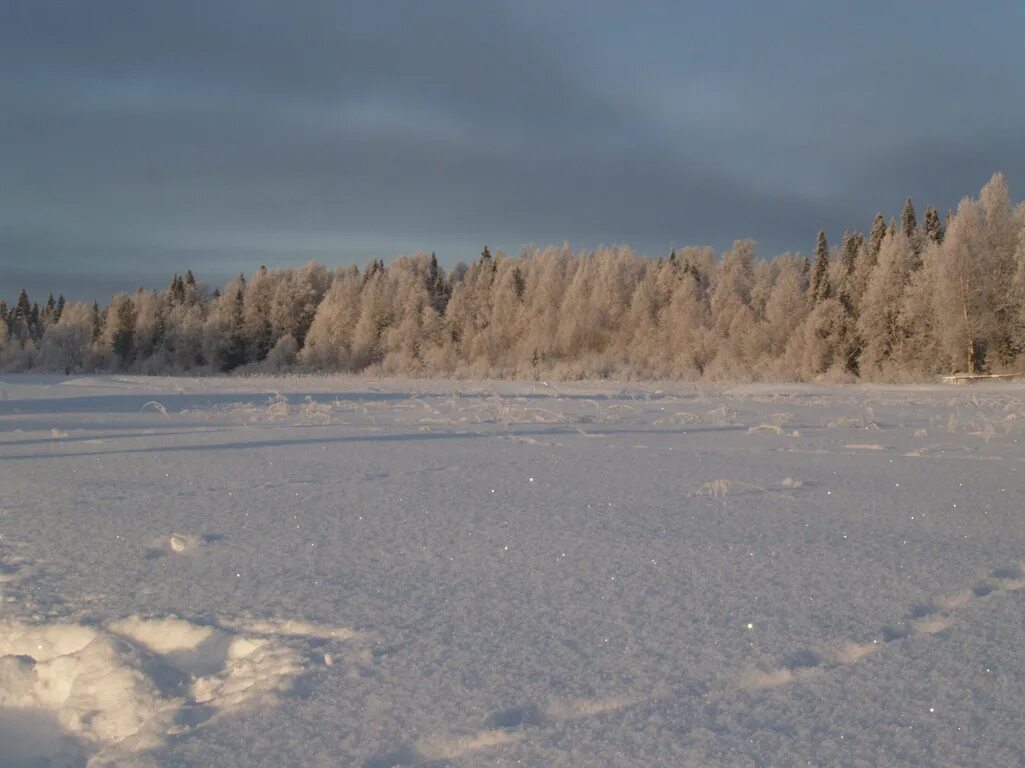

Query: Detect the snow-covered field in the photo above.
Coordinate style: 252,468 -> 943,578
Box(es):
2,375 -> 1024,767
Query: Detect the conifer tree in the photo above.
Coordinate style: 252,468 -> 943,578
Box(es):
168,274 -> 186,306
837,232 -> 865,372
901,198 -> 917,237
427,252 -> 450,313
870,213 -> 887,258
858,231 -> 916,374
151,302 -> 167,351
838,232 -> 863,299
244,265 -> 274,361
29,303 -> 40,340
512,266 -> 526,299
923,206 -> 944,244
14,289 -> 31,325
809,229 -> 831,302
90,301 -> 103,344
111,295 -> 136,364
224,278 -> 247,370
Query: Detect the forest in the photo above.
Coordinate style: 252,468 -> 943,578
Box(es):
3,173 -> 1024,381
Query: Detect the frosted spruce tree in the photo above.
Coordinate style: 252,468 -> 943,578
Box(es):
809,230 -> 831,303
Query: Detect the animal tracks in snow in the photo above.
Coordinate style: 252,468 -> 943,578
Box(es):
741,562 -> 1025,692
366,696 -> 637,767
368,562 -> 1025,766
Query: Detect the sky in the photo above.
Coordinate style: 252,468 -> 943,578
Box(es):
3,1 -> 1025,302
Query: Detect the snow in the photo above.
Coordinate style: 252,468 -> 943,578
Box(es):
2,374 -> 1025,766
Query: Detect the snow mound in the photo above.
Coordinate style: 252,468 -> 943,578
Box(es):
147,532 -> 222,557
168,533 -> 195,554
221,617 -> 359,641
0,620 -> 166,759
0,614 -> 315,764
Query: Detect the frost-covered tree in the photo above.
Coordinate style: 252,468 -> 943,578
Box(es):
923,206 -> 944,245
869,213 -> 887,259
809,230 -> 831,303
901,198 -> 917,238
202,275 -> 248,371
663,264 -> 714,376
243,266 -> 276,362
133,290 -> 165,361
349,265 -> 391,370
427,252 -> 450,314
932,173 -> 1023,372
10,289 -> 32,339
380,255 -> 442,374
785,297 -> 847,379
301,265 -> 363,370
857,231 -> 917,375
11,171 -> 1025,381
105,294 -> 137,367
894,240 -> 943,377
708,240 -> 760,374
835,232 -> 866,372
269,263 -> 330,348
40,301 -> 92,372
763,253 -> 809,361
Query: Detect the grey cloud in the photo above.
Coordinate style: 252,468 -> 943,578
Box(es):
2,1 -> 1024,300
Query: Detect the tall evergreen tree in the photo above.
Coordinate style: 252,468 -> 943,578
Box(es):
901,198 -> 917,236
923,206 -> 944,244
244,265 -> 274,361
111,296 -> 136,364
478,245 -> 496,277
427,252 -> 450,313
151,302 -> 167,351
29,303 -> 41,340
168,274 -> 186,306
55,294 -> 65,322
224,278 -> 248,370
870,213 -> 887,258
512,266 -> 526,299
14,289 -> 31,324
41,294 -> 57,328
809,229 -> 831,302
837,232 -> 863,310
90,301 -> 103,344
837,232 -> 865,373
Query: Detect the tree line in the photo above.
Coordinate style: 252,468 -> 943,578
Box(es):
3,173 -> 1024,381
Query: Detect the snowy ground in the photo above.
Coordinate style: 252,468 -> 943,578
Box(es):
1,375 -> 1024,767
